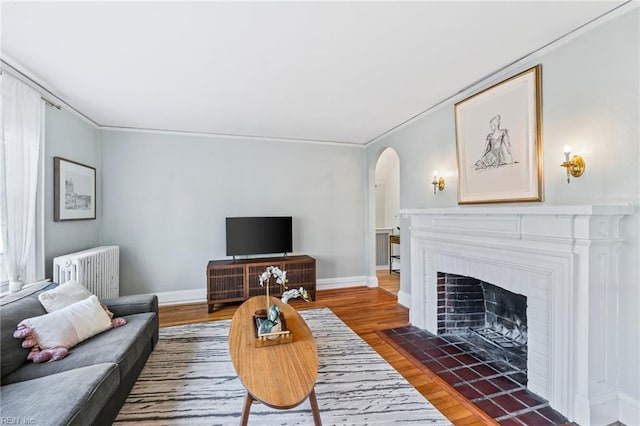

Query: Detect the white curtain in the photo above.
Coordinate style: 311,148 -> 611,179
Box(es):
0,74 -> 43,292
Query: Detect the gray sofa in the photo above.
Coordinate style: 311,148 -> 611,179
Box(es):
0,282 -> 159,425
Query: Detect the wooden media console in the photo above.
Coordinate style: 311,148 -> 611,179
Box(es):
206,255 -> 316,313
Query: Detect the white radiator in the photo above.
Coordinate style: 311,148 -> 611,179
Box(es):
53,246 -> 120,299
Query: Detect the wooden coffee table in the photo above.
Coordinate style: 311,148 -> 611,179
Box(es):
229,296 -> 322,425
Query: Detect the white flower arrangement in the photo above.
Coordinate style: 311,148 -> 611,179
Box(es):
257,266 -> 310,334
258,266 -> 287,288
281,287 -> 310,304
258,265 -> 287,314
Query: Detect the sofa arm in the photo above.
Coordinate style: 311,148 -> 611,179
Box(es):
101,294 -> 158,318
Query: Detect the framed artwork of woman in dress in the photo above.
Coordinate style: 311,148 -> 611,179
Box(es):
454,65 -> 543,204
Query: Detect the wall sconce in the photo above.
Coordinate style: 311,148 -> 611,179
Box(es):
431,171 -> 445,194
560,145 -> 585,183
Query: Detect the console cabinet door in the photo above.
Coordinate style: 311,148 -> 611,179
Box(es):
247,261 -> 285,298
284,258 -> 317,301
207,264 -> 246,312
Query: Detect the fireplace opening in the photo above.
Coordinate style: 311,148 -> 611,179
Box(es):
437,272 -> 528,372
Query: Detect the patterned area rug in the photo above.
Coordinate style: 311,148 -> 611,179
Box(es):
115,308 -> 450,425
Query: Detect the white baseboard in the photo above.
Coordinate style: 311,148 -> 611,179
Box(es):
366,275 -> 378,287
376,265 -> 390,271
155,289 -> 205,306
316,276 -> 369,290
397,290 -> 411,308
574,389 -> 619,426
619,391 -> 640,426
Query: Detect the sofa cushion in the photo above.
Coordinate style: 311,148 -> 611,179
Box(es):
18,295 -> 111,349
38,280 -> 93,312
102,294 -> 159,318
1,363 -> 119,426
3,312 -> 156,385
18,295 -> 113,351
0,282 -> 56,380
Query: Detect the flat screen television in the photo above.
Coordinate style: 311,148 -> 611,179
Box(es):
226,216 -> 293,257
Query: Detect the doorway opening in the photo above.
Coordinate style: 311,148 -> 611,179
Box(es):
374,147 -> 400,296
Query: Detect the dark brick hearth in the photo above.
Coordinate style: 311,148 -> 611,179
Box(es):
379,326 -> 573,425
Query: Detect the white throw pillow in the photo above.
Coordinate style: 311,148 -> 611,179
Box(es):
38,281 -> 93,312
18,295 -> 112,349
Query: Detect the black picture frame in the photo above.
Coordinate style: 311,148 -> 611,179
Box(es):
54,156 -> 96,221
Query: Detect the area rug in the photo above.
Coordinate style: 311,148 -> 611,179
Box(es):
115,308 -> 451,425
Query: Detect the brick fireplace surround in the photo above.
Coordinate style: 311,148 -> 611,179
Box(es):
401,205 -> 632,425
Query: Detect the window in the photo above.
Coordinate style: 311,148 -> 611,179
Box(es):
0,72 -> 45,290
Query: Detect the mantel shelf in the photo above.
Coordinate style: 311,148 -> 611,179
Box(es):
400,204 -> 633,217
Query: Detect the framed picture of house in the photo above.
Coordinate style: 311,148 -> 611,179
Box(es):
54,157 -> 96,221
454,65 -> 543,204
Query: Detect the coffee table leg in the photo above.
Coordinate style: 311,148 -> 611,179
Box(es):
240,392 -> 253,426
309,388 -> 322,426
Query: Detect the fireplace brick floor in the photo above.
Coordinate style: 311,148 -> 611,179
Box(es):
380,325 -> 574,425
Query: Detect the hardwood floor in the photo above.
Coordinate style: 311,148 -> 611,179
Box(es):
159,287 -> 492,425
377,269 -> 400,295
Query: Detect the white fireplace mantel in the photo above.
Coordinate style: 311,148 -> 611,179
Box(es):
400,204 -> 633,425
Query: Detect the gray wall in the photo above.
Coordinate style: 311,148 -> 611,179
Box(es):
365,8 -> 639,413
44,107 -> 101,278
100,130 -> 366,296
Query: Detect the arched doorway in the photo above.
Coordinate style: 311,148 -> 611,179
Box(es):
373,147 -> 400,296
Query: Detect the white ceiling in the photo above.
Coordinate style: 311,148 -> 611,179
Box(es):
1,1 -> 627,145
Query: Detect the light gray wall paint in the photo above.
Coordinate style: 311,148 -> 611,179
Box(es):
44,107 -> 101,278
365,8 -> 640,412
100,130 -> 366,296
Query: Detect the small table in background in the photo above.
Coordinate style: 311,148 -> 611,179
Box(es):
389,234 -> 400,274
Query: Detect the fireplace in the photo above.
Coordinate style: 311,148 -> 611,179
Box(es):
436,272 -> 528,378
437,273 -> 527,339
402,205 -> 632,425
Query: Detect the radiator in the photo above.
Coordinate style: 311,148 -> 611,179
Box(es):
53,246 -> 120,299
376,229 -> 392,268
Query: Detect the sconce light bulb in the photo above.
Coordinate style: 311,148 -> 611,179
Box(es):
560,146 -> 585,183
433,171 -> 438,177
